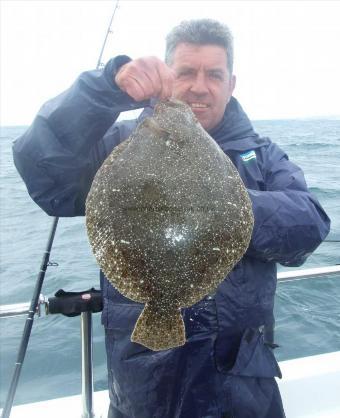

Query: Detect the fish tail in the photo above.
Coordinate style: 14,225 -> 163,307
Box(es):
131,302 -> 185,351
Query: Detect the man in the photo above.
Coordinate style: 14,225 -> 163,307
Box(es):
13,19 -> 330,418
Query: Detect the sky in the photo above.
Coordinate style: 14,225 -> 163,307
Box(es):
1,0 -> 340,125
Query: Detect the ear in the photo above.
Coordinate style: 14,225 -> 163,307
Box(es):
226,75 -> 236,105
230,74 -> 236,93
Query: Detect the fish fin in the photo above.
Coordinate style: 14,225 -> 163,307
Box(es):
131,302 -> 185,351
141,117 -> 170,138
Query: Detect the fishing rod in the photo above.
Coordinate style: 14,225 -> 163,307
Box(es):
1,2 -> 120,417
1,217 -> 59,418
97,0 -> 120,69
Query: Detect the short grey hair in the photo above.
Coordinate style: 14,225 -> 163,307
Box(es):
165,19 -> 234,74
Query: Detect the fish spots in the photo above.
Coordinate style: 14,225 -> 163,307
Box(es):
85,99 -> 254,351
165,226 -> 188,245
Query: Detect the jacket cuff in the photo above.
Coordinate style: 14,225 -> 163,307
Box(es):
103,55 -> 132,91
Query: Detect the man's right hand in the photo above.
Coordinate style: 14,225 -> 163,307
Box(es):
115,56 -> 175,102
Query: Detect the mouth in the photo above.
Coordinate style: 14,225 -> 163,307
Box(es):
188,103 -> 210,116
189,102 -> 209,109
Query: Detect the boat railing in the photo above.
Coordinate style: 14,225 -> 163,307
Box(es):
0,290 -> 102,418
2,265 -> 339,320
277,265 -> 340,282
1,264 -> 340,417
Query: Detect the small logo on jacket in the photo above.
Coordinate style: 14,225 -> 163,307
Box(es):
240,150 -> 256,162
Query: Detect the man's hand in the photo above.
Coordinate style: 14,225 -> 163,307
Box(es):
115,56 -> 175,101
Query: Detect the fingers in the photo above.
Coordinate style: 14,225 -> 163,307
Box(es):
115,57 -> 175,102
156,62 -> 175,100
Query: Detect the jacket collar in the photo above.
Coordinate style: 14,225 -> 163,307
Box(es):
209,97 -> 269,152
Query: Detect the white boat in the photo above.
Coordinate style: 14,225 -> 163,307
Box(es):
4,351 -> 340,418
1,266 -> 340,418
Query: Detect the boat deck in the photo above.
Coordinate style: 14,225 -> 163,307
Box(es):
4,351 -> 340,418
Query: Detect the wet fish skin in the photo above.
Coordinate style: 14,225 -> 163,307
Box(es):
86,99 -> 253,351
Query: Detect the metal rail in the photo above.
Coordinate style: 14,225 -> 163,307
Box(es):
1,265 -> 340,319
1,2 -> 120,415
81,312 -> 95,418
1,217 -> 59,418
0,264 -> 339,416
0,302 -> 34,319
277,265 -> 340,282
0,304 -> 96,418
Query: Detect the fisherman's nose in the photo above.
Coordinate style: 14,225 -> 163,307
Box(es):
190,73 -> 208,95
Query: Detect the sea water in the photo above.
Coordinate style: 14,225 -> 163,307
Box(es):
0,120 -> 339,406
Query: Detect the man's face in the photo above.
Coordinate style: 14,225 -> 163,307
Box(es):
170,43 -> 236,132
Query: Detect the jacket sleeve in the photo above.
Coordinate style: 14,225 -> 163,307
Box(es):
246,142 -> 330,266
12,56 -> 148,217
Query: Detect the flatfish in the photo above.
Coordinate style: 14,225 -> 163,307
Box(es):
85,99 -> 253,351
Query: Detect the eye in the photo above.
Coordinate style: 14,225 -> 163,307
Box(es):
176,69 -> 194,79
208,71 -> 224,81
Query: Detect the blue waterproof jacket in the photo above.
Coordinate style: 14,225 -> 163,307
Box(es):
13,57 -> 330,418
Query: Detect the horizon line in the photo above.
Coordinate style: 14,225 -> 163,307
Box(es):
2,115 -> 340,129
